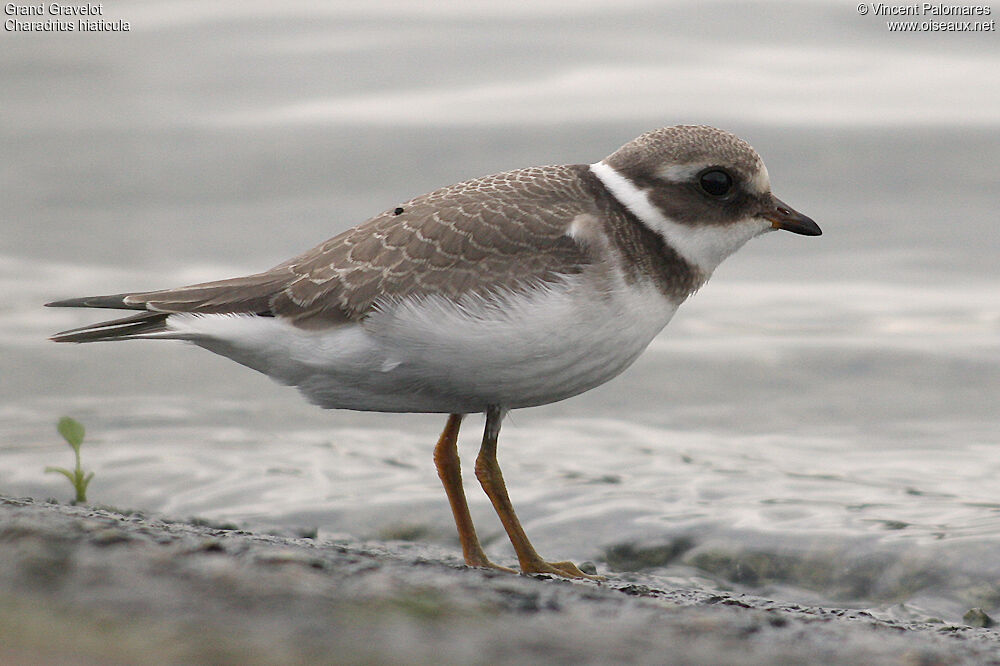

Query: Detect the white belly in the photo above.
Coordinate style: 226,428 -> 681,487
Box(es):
166,277 -> 678,414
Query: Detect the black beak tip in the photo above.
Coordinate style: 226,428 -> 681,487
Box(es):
794,217 -> 823,236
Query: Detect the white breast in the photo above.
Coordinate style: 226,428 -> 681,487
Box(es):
164,275 -> 678,414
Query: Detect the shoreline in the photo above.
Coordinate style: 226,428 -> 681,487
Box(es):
2,495 -> 998,665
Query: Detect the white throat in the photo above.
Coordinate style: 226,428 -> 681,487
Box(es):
589,160 -> 769,276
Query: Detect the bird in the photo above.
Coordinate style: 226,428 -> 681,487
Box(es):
48,125 -> 821,579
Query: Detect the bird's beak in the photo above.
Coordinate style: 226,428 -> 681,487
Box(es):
764,196 -> 822,236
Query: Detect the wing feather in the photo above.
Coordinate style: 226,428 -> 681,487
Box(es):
49,164 -> 604,339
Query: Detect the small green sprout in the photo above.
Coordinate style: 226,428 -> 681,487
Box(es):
45,416 -> 94,504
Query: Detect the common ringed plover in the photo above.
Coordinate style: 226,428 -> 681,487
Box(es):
49,125 -> 821,579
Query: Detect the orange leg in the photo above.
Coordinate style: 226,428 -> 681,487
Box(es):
433,413 -> 514,572
474,406 -> 603,580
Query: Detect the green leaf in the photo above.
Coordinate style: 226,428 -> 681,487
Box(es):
57,417 -> 85,450
45,466 -> 75,482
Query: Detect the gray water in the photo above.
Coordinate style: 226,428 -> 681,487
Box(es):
2,1 -> 999,624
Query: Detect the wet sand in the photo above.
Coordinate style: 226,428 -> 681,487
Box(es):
1,495 -> 998,665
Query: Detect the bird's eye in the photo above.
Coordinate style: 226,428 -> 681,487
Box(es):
698,169 -> 733,197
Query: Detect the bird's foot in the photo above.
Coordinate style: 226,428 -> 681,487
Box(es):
465,553 -> 517,574
520,558 -> 606,581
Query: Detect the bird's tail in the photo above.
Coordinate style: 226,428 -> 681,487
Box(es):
46,270 -> 293,343
48,310 -> 171,343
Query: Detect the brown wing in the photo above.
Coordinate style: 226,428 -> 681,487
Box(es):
50,164 -> 602,330
269,164 -> 598,327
